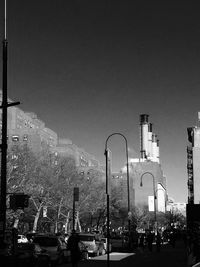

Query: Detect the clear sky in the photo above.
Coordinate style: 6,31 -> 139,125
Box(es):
0,0 -> 200,202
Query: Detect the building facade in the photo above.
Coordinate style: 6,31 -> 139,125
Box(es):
129,159 -> 166,212
113,114 -> 167,212
0,91 -> 101,169
187,120 -> 200,204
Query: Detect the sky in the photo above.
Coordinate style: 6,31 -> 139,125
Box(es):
0,0 -> 200,203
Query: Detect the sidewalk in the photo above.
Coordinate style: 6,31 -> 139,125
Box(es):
79,239 -> 187,267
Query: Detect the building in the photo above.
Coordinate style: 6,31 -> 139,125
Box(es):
187,115 -> 200,204
166,198 -> 186,216
128,159 -> 166,212
51,138 -> 101,170
7,107 -> 58,152
0,91 -> 101,169
118,114 -> 167,212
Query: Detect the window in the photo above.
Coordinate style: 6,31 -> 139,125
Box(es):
23,135 -> 28,141
12,135 -> 19,142
33,237 -> 58,247
11,154 -> 18,160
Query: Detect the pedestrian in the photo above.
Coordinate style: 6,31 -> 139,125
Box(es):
67,230 -> 81,267
155,232 -> 162,252
146,231 -> 154,252
138,233 -> 145,253
64,233 -> 69,243
169,230 -> 176,248
130,230 -> 139,251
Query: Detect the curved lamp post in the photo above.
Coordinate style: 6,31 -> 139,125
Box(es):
105,133 -> 130,265
140,172 -> 157,234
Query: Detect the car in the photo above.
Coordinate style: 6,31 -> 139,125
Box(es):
32,234 -> 66,265
192,263 -> 200,267
101,237 -> 112,253
79,241 -> 89,260
110,234 -> 129,251
17,234 -> 28,243
65,233 -> 89,262
78,233 -> 105,257
17,242 -> 50,267
26,232 -> 37,242
56,234 -> 71,263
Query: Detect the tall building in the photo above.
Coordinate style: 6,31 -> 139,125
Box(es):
0,91 -> 101,169
7,107 -> 58,152
187,116 -> 200,204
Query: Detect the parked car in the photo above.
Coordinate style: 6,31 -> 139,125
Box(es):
18,234 -> 29,243
17,242 -> 50,267
101,237 -> 112,253
79,241 -> 89,260
78,233 -> 105,257
65,233 -> 89,262
56,234 -> 71,263
32,234 -> 67,265
26,232 -> 38,242
110,234 -> 129,251
192,262 -> 200,267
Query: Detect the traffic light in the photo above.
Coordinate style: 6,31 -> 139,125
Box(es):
9,194 -> 30,210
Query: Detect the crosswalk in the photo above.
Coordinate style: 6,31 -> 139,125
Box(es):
90,252 -> 135,261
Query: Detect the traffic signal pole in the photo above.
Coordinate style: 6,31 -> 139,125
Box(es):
0,0 -> 20,245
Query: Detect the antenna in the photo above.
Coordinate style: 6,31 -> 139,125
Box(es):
4,0 -> 7,39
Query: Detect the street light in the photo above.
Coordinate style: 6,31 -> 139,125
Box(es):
0,0 -> 20,245
140,172 -> 157,234
105,133 -> 131,266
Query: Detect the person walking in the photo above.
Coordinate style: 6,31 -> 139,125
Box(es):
67,231 -> 81,267
146,231 -> 154,252
169,230 -> 176,248
138,233 -> 145,253
156,232 -> 162,252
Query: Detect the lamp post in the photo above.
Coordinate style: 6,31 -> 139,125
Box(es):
105,133 -> 131,266
140,172 -> 157,234
0,0 -> 20,244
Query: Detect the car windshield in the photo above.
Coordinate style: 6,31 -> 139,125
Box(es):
33,236 -> 58,247
79,235 -> 95,241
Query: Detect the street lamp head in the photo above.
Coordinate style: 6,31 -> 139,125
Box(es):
140,181 -> 143,187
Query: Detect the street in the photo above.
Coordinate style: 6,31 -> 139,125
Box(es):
61,239 -> 188,267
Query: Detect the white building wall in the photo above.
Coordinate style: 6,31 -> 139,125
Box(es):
157,183 -> 166,212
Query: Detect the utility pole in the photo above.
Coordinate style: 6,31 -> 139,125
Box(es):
0,0 -> 20,245
72,187 -> 79,231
